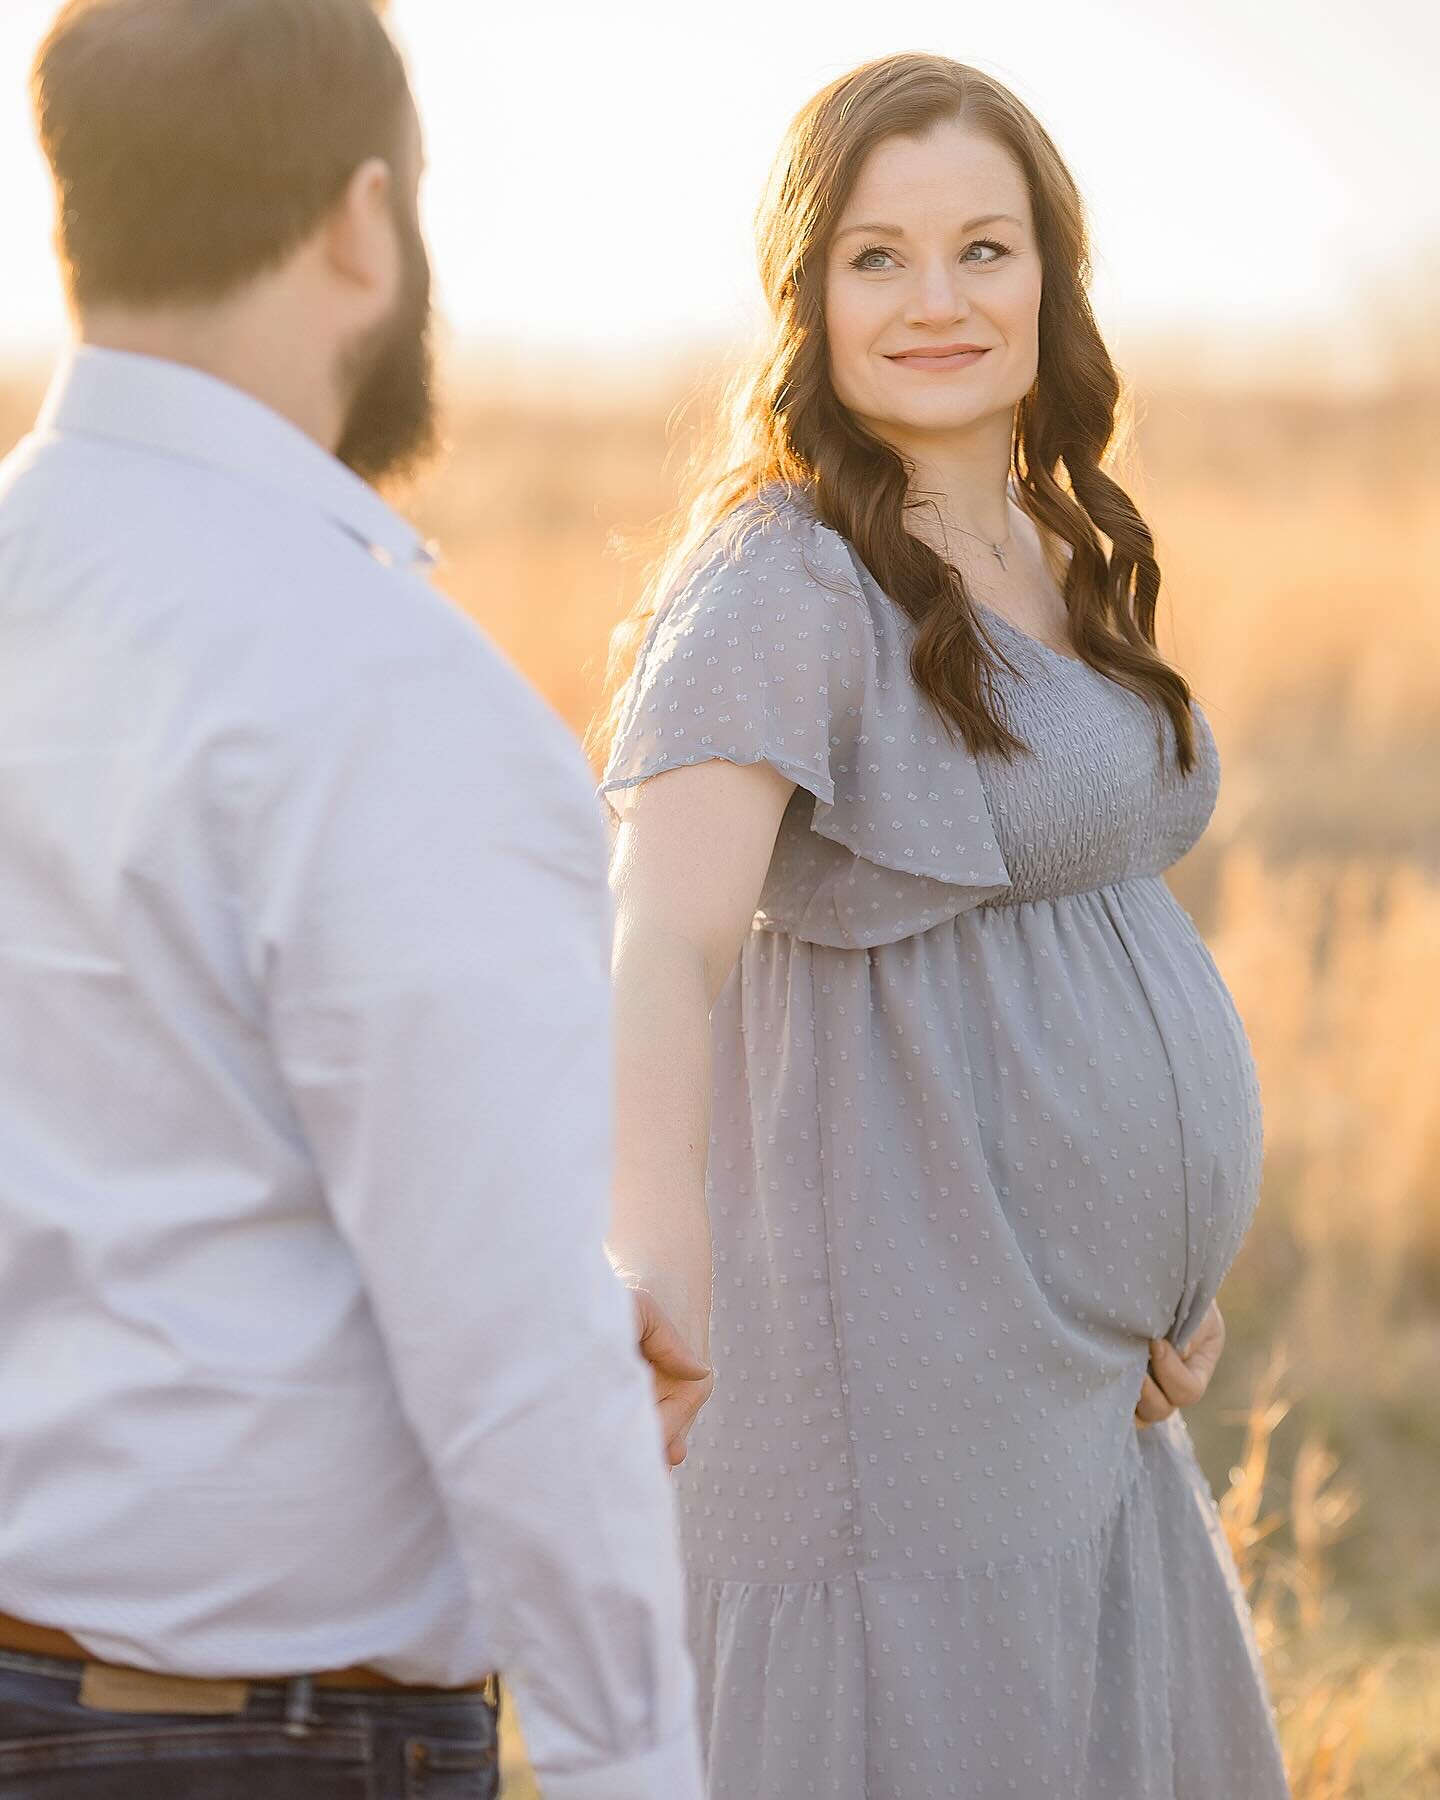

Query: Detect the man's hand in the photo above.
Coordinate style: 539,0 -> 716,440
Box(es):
1136,1300 -> 1226,1429
630,1286 -> 715,1469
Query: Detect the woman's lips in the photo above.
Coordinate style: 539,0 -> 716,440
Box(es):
886,346 -> 991,371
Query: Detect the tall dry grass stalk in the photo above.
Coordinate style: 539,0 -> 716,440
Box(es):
1218,1356 -> 1439,1799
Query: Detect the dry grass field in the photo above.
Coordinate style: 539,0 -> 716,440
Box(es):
3,349 -> 1436,1796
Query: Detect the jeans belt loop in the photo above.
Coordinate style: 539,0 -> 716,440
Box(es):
282,1671 -> 317,1738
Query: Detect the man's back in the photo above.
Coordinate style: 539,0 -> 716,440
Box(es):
0,346 -> 483,1672
0,347 -> 703,1796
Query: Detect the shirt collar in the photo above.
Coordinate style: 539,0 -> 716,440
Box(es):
35,343 -> 437,572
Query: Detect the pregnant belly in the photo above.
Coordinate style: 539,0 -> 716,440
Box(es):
950,875 -> 1264,1350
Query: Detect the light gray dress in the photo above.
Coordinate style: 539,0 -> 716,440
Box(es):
598,493 -> 1289,1800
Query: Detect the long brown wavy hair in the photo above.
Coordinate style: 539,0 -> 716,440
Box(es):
586,52 -> 1199,776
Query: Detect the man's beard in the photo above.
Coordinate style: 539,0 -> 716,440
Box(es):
334,205 -> 440,487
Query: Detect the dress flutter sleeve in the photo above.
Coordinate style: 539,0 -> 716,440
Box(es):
597,502 -> 868,819
598,496 -> 1012,950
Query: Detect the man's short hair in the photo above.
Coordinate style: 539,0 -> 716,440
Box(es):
32,0 -> 412,309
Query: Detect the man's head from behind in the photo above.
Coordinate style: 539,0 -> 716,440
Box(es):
31,0 -> 438,484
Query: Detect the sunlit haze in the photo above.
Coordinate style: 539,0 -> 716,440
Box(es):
1,0 -> 1436,390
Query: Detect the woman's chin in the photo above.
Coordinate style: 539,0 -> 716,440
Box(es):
864,399 -> 1004,441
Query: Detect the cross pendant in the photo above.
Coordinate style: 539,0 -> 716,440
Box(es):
992,544 -> 1008,571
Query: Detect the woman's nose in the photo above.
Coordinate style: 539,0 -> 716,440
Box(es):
903,259 -> 970,329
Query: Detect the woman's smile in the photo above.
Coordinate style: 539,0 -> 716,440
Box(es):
885,344 -> 992,371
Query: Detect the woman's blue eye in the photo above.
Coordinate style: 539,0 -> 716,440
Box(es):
848,238 -> 1011,273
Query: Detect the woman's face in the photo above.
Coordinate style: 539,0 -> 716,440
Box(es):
824,118 -> 1042,448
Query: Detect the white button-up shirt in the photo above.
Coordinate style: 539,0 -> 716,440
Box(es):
0,346 -> 703,1800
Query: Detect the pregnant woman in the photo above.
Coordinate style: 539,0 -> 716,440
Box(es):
592,53 -> 1289,1799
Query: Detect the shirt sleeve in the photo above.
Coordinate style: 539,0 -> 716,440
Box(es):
247,590 -> 704,1800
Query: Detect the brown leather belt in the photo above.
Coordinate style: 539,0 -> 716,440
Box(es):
0,1610 -> 499,1705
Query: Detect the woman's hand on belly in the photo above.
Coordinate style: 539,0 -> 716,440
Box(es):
1135,1300 -> 1227,1429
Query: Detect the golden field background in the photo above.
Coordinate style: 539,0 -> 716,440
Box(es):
3,347 -> 1437,1796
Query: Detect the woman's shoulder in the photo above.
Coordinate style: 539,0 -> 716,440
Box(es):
672,485 -> 879,634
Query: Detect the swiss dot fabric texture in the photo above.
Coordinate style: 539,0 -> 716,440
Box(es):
598,493 -> 1289,1800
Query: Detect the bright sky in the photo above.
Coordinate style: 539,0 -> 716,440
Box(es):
1,0 -> 1435,376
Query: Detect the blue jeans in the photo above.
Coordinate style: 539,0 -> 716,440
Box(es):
0,1649 -> 501,1798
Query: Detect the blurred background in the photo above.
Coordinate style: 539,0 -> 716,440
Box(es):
2,0 -> 1437,1792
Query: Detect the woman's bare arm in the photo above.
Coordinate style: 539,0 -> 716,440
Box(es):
606,756 -> 797,1460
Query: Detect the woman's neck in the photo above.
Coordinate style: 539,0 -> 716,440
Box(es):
883,427 -> 1016,546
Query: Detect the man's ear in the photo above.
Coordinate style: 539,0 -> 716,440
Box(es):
321,156 -> 399,298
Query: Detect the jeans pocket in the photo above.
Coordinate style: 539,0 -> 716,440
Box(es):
0,1721 -> 374,1798
403,1734 -> 500,1800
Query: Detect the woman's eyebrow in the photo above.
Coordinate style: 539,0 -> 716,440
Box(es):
834,212 -> 1024,238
